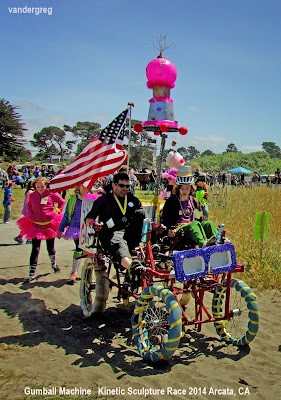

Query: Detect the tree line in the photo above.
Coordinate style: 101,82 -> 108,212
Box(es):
1,98 -> 281,174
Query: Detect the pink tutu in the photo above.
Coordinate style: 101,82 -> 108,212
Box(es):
17,213 -> 63,240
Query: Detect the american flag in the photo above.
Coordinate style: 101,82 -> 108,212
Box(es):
49,109 -> 129,191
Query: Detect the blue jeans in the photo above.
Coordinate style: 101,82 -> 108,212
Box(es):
3,203 -> 11,223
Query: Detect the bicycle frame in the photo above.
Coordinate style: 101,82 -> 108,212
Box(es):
141,229 -> 245,332
81,228 -> 245,331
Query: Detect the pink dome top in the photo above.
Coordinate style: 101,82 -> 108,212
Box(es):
146,56 -> 177,89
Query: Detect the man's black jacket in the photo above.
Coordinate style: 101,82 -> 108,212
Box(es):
86,192 -> 143,233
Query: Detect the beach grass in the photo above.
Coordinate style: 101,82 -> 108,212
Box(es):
208,185 -> 281,290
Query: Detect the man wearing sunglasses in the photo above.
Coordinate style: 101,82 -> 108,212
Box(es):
85,172 -> 146,286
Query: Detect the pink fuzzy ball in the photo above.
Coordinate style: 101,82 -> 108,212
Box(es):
166,151 -> 185,168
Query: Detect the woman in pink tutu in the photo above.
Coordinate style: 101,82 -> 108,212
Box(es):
14,180 -> 34,245
17,177 -> 65,283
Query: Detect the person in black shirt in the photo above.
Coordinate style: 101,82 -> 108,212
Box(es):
85,172 -> 146,273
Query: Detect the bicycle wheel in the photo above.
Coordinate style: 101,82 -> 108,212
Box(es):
212,278 -> 259,346
131,285 -> 182,363
80,258 -> 109,317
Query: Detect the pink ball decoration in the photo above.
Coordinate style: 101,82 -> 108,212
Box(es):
160,123 -> 169,132
133,123 -> 143,133
179,126 -> 188,135
146,57 -> 177,89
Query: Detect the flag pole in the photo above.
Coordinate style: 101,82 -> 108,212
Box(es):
127,102 -> 134,171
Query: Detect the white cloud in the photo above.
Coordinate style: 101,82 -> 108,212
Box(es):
241,144 -> 263,152
85,113 -> 107,125
188,133 -> 227,150
23,114 -> 74,154
24,119 -> 42,138
43,114 -> 68,126
17,100 -> 44,113
24,114 -> 68,138
195,134 -> 227,144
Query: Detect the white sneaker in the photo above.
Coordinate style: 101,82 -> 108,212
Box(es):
52,265 -> 61,273
202,236 -> 217,248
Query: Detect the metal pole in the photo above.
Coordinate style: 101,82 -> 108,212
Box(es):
152,132 -> 167,222
153,144 -> 157,169
126,102 -> 134,171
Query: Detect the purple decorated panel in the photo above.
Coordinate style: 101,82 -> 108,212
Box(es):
172,244 -> 237,282
172,248 -> 208,282
203,243 -> 237,274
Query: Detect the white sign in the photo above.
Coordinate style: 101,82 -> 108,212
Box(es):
79,198 -> 96,250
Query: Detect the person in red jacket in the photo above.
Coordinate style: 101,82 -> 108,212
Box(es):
17,177 -> 65,282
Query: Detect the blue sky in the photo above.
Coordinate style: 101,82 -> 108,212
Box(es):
1,0 -> 280,156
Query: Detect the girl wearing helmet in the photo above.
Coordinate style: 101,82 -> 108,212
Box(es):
162,166 -> 217,249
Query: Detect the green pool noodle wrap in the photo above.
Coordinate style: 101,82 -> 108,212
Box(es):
73,250 -> 83,259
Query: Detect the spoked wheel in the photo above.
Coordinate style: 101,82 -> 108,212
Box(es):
131,285 -> 182,363
212,278 -> 259,346
80,258 -> 109,317
80,259 -> 95,317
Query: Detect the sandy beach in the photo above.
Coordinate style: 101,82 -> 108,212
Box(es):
0,220 -> 280,400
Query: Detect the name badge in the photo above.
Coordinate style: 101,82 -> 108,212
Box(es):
194,209 -> 203,219
106,218 -> 115,228
41,197 -> 48,205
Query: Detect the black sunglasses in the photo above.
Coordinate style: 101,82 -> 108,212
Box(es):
114,183 -> 130,188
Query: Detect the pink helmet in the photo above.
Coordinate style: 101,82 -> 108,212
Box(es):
162,168 -> 178,181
